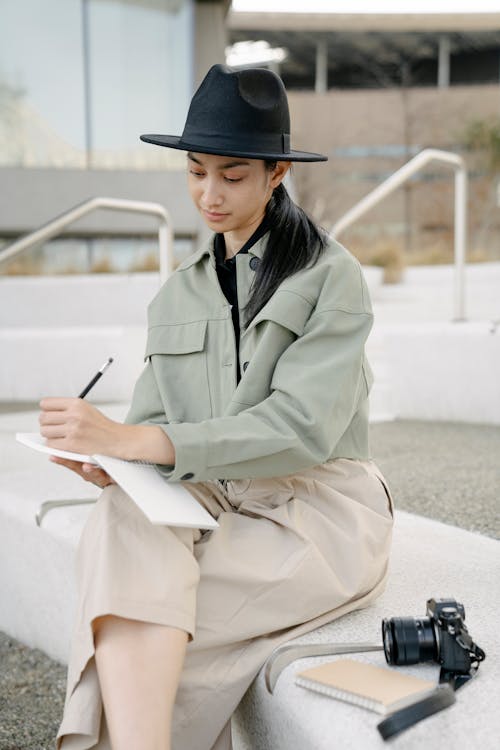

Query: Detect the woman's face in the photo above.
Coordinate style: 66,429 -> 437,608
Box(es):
186,151 -> 290,234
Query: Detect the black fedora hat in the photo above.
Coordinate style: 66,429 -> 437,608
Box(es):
140,64 -> 327,163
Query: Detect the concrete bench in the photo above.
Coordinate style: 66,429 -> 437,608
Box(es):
1,409 -> 498,749
0,405 -> 128,664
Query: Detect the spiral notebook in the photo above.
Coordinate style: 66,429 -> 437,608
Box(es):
16,432 -> 219,530
295,658 -> 437,715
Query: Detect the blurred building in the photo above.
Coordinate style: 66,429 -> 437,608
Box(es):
2,4 -> 499,274
228,9 -> 500,262
0,0 -> 229,274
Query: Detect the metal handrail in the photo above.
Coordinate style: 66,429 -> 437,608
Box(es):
0,197 -> 174,283
329,149 -> 468,321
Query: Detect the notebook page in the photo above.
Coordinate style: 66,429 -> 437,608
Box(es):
16,432 -> 97,464
94,454 -> 219,530
16,433 -> 219,530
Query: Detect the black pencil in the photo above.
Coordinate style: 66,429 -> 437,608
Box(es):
78,357 -> 114,399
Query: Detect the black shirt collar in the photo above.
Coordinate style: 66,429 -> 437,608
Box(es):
214,215 -> 271,267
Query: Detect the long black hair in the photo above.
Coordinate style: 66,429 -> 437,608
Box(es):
242,161 -> 329,329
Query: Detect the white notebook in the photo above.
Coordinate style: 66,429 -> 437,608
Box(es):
16,432 -> 219,530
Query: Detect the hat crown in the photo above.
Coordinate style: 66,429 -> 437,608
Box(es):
181,64 -> 291,157
139,64 -> 327,161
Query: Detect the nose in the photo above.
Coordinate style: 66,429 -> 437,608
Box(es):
201,176 -> 224,209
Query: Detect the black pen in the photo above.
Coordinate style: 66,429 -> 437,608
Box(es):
78,357 -> 114,399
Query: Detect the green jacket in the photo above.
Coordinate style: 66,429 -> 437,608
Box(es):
124,231 -> 374,482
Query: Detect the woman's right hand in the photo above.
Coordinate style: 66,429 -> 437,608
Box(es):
49,455 -> 116,489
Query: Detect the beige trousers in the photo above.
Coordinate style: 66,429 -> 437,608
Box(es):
55,458 -> 394,750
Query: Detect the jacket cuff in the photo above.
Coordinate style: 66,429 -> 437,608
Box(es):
154,422 -> 209,482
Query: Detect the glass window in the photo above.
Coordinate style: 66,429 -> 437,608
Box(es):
0,0 -> 193,169
0,0 -> 86,167
88,0 -> 192,169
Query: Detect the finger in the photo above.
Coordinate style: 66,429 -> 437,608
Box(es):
39,411 -> 67,426
41,426 -> 68,439
49,456 -> 98,471
50,456 -> 90,476
83,466 -> 112,481
39,397 -> 77,411
40,432 -> 70,450
82,463 -> 104,474
49,456 -> 86,472
49,456 -> 108,485
49,459 -> 87,481
81,465 -> 115,487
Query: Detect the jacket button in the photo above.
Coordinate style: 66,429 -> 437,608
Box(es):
181,472 -> 194,480
249,256 -> 260,271
243,361 -> 249,371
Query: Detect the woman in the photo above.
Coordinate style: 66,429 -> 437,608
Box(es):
43,65 -> 394,750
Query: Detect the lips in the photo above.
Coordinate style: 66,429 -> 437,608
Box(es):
203,209 -> 229,221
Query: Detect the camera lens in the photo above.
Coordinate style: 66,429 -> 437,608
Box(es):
382,616 -> 438,665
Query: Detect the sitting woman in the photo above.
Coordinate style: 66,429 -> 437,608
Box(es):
41,64 -> 395,750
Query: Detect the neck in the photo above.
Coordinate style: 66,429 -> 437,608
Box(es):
223,213 -> 265,259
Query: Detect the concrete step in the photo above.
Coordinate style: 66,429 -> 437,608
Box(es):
0,326 -> 146,401
0,268 -> 383,329
0,266 -> 385,402
372,320 -> 500,424
365,331 -> 396,422
369,381 -> 395,424
0,273 -> 154,401
0,323 -> 396,418
370,262 -> 500,325
0,273 -> 159,327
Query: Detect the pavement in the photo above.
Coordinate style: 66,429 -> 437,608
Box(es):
1,414 -> 498,749
370,419 -> 499,539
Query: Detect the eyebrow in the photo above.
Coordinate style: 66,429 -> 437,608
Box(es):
187,152 -> 250,169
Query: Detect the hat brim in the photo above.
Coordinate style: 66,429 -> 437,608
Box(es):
140,134 -> 328,162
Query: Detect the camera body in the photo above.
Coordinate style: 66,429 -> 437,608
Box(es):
382,597 -> 485,689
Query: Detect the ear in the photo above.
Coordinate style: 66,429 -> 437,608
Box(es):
269,161 -> 292,189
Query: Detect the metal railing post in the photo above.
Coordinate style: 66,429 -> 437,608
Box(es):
0,197 -> 175,525
0,197 -> 174,285
454,167 -> 468,321
329,149 -> 468,321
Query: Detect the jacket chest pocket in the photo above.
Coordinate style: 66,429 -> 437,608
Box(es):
145,320 -> 212,422
234,293 -> 313,407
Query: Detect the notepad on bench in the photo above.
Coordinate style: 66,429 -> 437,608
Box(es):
16,432 -> 219,531
295,658 -> 437,714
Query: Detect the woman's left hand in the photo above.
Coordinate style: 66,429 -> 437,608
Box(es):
39,397 -> 125,458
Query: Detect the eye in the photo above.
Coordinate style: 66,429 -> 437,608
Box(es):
224,176 -> 242,183
189,170 -> 205,178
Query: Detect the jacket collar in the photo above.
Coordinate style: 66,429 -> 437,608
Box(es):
177,230 -> 270,271
245,231 -> 269,260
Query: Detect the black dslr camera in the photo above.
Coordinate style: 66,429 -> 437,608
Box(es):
382,597 -> 486,690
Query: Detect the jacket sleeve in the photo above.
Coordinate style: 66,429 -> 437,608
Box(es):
152,302 -> 373,482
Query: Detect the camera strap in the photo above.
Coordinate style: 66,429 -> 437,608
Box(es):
377,684 -> 456,740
